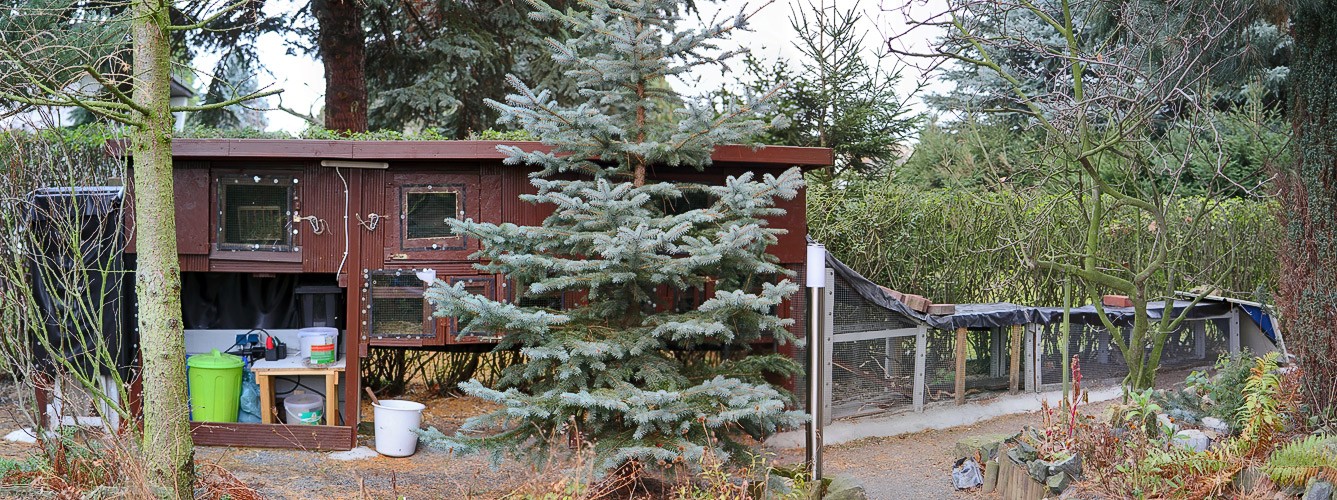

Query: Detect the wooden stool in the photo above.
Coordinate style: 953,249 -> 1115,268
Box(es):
251,357 -> 346,425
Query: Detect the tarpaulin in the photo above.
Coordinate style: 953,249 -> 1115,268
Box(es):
26,187 -> 135,379
181,272 -> 301,329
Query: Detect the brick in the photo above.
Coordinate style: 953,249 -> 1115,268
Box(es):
1102,295 -> 1134,308
927,303 -> 957,315
902,293 -> 930,312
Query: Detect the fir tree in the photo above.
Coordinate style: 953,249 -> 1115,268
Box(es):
419,0 -> 807,472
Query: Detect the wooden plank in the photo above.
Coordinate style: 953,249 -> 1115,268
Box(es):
1009,325 -> 1022,395
821,268 -> 835,426
141,139 -> 833,169
913,326 -> 926,412
955,327 -> 967,405
927,303 -> 956,315
258,375 -> 274,424
1229,307 -> 1241,355
831,327 -> 921,343
325,373 -> 339,426
190,422 -> 355,450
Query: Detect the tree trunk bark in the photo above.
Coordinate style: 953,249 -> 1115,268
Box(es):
1280,1 -> 1337,413
131,0 -> 194,496
315,0 -> 367,132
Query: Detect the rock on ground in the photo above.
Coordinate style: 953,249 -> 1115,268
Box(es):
1201,416 -> 1230,435
327,446 -> 378,461
952,433 -> 1013,461
1304,480 -> 1333,500
1172,429 -> 1210,452
824,474 -> 868,500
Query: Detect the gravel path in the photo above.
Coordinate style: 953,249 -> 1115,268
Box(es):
0,368 -> 1199,499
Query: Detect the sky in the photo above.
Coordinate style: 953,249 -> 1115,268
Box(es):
203,0 -> 946,133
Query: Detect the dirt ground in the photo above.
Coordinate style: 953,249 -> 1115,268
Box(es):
0,368 -> 1200,499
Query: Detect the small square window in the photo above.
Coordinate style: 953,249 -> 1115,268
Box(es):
400,185 -> 465,251
405,192 -> 457,239
218,175 -> 295,251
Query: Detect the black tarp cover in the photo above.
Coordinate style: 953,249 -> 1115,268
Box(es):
180,273 -> 301,329
26,187 -> 134,379
815,238 -> 1236,331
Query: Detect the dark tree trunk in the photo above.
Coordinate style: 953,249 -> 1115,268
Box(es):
314,0 -> 367,132
1279,0 -> 1337,412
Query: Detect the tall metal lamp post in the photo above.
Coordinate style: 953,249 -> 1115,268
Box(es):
806,242 -> 826,481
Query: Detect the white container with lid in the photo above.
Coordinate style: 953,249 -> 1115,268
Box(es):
298,327 -> 338,359
283,392 -> 324,425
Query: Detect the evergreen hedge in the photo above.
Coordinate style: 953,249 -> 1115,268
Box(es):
807,179 -> 1278,306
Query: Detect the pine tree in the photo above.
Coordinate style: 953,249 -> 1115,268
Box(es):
419,0 -> 807,472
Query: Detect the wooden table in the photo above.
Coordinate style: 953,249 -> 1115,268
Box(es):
251,356 -> 346,425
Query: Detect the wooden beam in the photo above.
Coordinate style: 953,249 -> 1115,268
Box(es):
119,138 -> 836,168
1009,325 -> 1023,395
955,327 -> 967,405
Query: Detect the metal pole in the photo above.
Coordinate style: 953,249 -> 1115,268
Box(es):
805,243 -> 826,482
1062,280 -> 1071,409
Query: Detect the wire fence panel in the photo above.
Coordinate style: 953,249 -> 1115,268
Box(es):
830,336 -> 917,418
827,273 -> 921,419
1039,317 -> 1231,387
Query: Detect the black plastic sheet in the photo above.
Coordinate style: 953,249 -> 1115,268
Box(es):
26,187 -> 134,379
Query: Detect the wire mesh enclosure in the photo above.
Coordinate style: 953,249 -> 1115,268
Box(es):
827,272 -> 922,420
1038,316 -> 1233,388
816,256 -> 1252,423
217,175 -> 296,251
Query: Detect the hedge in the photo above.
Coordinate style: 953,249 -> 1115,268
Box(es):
806,179 -> 1278,306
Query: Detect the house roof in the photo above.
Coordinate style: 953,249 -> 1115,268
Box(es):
116,138 -> 834,169
169,76 -> 195,99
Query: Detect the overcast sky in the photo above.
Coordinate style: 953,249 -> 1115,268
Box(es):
200,0 -> 945,133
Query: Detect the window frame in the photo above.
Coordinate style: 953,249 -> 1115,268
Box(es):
398,183 -> 467,253
214,173 -> 299,253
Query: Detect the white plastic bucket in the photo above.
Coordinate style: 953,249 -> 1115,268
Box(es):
373,400 -> 426,457
299,327 -> 338,358
283,392 -> 324,425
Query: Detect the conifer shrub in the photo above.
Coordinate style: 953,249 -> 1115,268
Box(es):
418,0 -> 806,472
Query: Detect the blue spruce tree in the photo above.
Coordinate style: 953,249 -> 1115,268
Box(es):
419,0 -> 808,472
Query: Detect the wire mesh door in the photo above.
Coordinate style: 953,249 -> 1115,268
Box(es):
826,271 -> 923,421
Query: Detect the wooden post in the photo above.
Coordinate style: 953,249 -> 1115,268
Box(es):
955,327 -> 967,405
1009,325 -> 1022,395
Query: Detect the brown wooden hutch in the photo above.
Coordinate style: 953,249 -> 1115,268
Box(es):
124,139 -> 831,450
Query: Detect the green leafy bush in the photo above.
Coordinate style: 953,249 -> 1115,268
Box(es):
807,180 -> 1277,305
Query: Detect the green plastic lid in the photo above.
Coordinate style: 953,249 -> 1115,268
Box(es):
187,349 -> 244,369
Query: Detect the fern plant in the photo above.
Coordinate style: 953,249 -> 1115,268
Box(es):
1265,434 -> 1337,487
1239,352 -> 1286,450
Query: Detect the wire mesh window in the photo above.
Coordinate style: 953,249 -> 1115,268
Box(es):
449,276 -> 501,343
831,336 -> 917,418
366,270 -> 432,338
831,274 -> 918,335
400,185 -> 464,251
217,175 -> 296,251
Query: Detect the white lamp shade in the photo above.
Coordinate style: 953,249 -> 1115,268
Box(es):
806,243 -> 826,288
